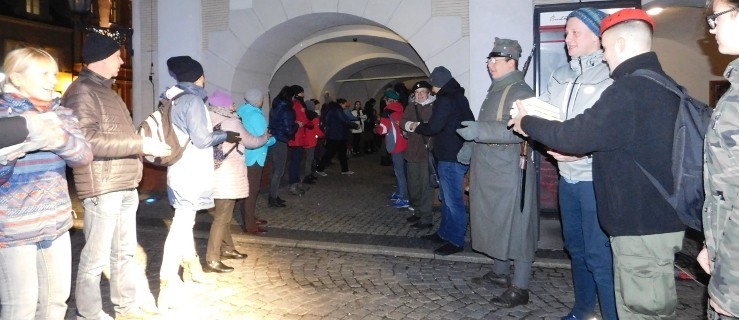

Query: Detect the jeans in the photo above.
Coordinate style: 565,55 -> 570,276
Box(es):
269,141 -> 288,197
391,151 -> 408,200
0,232 -> 71,320
304,146 -> 315,177
317,139 -> 349,172
76,189 -> 139,319
436,161 -> 469,247
288,146 -> 304,184
160,208 -> 197,281
559,179 -> 617,320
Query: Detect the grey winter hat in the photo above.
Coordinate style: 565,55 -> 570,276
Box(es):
430,66 -> 453,88
488,37 -> 522,60
245,88 -> 264,106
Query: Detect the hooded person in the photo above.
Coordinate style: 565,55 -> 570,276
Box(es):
412,67 -> 475,257
456,37 -> 538,308
157,55 -> 242,310
64,28 -> 167,319
205,90 -> 269,274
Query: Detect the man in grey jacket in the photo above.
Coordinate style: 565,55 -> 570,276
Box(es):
64,30 -> 171,320
538,8 -> 617,320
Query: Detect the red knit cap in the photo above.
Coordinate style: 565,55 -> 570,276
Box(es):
600,8 -> 655,34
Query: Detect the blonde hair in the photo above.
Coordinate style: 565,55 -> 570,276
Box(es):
3,47 -> 58,87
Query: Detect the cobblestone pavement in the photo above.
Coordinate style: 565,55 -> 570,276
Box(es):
64,152 -> 708,319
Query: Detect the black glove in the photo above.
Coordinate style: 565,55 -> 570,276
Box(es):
225,131 -> 241,144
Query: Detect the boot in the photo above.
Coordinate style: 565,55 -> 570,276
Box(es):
289,183 -> 304,196
268,197 -> 285,207
157,279 -> 183,311
471,270 -> 511,288
181,256 -> 213,284
490,286 -> 529,308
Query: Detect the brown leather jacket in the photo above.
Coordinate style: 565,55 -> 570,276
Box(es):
62,68 -> 143,199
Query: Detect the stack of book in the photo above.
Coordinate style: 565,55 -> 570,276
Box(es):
510,97 -> 561,121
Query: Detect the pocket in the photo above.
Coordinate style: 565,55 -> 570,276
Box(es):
616,249 -> 677,316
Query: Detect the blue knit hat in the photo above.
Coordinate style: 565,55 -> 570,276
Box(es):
567,7 -> 608,37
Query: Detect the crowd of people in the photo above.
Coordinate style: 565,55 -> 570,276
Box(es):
0,2 -> 738,319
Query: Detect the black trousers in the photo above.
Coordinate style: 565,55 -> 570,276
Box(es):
316,139 -> 348,172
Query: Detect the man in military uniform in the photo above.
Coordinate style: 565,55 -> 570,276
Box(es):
456,38 -> 538,308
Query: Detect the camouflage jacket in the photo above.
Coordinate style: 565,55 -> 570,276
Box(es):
703,58 -> 739,317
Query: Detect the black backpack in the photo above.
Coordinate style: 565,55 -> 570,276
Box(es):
631,69 -> 712,231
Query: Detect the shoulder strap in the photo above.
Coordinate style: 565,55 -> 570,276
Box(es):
496,84 -> 514,121
630,69 -> 682,97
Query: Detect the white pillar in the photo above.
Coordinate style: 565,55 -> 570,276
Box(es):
157,0 -> 203,95
469,0 -> 534,117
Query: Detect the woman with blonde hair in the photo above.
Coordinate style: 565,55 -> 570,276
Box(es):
0,47 -> 92,319
700,0 -> 739,318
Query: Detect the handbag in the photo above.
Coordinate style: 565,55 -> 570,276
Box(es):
212,122 -> 240,170
414,104 -> 440,188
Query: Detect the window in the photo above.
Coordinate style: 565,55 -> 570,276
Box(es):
26,0 -> 40,15
110,0 -> 118,24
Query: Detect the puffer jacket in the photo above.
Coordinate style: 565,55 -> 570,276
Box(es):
539,50 -> 613,181
237,103 -> 276,167
269,97 -> 297,143
210,107 -> 270,199
63,68 -> 144,199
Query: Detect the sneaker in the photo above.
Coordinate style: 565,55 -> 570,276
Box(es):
388,192 -> 401,201
341,171 -> 355,175
392,199 -> 410,209
314,170 -> 328,177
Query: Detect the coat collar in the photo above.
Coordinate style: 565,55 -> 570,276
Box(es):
569,50 -> 605,74
79,67 -> 115,87
610,52 -> 663,80
490,70 -> 524,92
725,58 -> 739,86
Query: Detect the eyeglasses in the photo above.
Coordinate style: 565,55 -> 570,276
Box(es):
707,7 -> 739,29
486,57 -> 508,64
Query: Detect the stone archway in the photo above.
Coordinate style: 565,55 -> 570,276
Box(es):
201,1 -> 469,107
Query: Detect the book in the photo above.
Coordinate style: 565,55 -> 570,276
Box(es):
510,97 -> 561,121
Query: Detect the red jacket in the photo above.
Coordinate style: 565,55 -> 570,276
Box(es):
376,101 -> 407,154
288,99 -> 309,147
303,117 -> 322,148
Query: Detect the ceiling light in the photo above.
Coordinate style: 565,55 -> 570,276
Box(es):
646,7 -> 664,15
